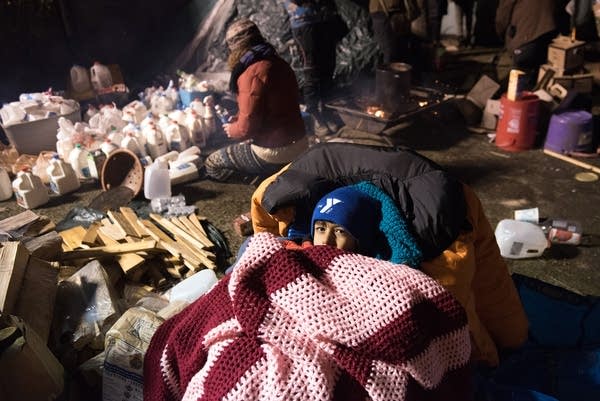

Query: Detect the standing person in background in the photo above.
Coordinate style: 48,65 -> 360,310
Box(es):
452,0 -> 476,47
282,0 -> 346,137
425,0 -> 448,45
203,18 -> 308,185
496,0 -> 559,88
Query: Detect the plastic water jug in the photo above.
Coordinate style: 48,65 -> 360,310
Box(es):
107,128 -> 124,147
165,123 -> 189,152
70,65 -> 92,93
90,62 -> 113,91
87,150 -> 106,180
144,159 -> 171,200
69,144 -> 91,179
185,110 -> 205,147
122,133 -> 147,158
169,269 -> 218,303
0,167 -> 13,201
169,159 -> 200,186
144,127 -> 168,160
12,170 -> 49,209
47,156 -> 80,195
123,100 -> 148,124
495,219 -> 549,259
100,139 -> 119,156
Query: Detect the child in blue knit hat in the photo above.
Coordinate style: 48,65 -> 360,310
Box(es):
310,186 -> 380,255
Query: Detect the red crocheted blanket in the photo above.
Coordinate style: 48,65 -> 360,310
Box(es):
144,233 -> 473,401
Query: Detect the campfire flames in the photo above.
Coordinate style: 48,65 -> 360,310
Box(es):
366,99 -> 430,119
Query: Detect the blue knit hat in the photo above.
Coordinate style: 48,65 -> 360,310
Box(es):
311,186 -> 379,255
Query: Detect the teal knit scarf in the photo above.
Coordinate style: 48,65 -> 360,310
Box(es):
353,181 -> 423,267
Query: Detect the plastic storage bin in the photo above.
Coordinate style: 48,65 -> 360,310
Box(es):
1,107 -> 81,155
179,89 -> 210,108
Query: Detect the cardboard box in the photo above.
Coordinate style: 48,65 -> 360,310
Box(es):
537,64 -> 594,94
547,36 -> 585,71
1,242 -> 58,343
0,314 -> 64,401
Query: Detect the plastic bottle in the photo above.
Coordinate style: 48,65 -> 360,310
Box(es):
539,218 -> 582,245
144,159 -> 171,200
68,144 -> 91,179
169,269 -> 218,303
495,219 -> 549,259
90,62 -> 113,91
12,169 -> 49,209
47,155 -> 81,195
0,167 -> 13,201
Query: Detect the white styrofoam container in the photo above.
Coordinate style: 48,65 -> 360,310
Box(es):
1,107 -> 81,155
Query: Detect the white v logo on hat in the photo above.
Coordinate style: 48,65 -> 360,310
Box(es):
319,197 -> 341,214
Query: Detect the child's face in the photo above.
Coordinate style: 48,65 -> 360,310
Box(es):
313,220 -> 358,252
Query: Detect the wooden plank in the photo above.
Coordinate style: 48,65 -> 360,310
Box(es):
58,226 -> 87,250
99,218 -> 127,241
179,216 -> 214,248
0,210 -> 39,233
0,242 -> 30,313
150,213 -> 206,250
189,214 -> 209,236
81,222 -> 102,246
23,216 -> 56,237
61,240 -> 158,261
174,235 -> 217,270
543,149 -> 600,174
108,210 -> 140,238
96,231 -> 147,275
140,220 -> 173,243
119,207 -> 147,238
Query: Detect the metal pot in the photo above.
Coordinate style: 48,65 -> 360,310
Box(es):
375,63 -> 412,112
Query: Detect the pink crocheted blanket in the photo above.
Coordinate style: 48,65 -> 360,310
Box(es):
144,233 -> 473,401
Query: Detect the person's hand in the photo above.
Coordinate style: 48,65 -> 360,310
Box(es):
223,123 -> 232,137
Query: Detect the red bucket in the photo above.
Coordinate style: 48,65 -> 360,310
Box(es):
496,93 -> 540,151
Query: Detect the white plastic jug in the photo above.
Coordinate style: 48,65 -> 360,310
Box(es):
123,100 -> 148,124
144,159 -> 171,200
12,170 -> 49,209
70,65 -> 92,93
0,167 -> 13,201
122,133 -> 147,158
185,110 -> 205,148
107,128 -> 124,147
144,127 -> 168,160
100,139 -> 119,156
90,62 -> 113,91
495,219 -> 549,259
169,159 -> 200,186
169,269 -> 218,303
165,123 -> 189,152
68,144 -> 91,179
47,156 -> 80,195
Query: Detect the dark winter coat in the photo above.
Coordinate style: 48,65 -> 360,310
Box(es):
260,142 -> 468,259
495,0 -> 557,52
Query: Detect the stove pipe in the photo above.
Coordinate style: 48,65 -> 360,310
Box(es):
375,63 -> 412,112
